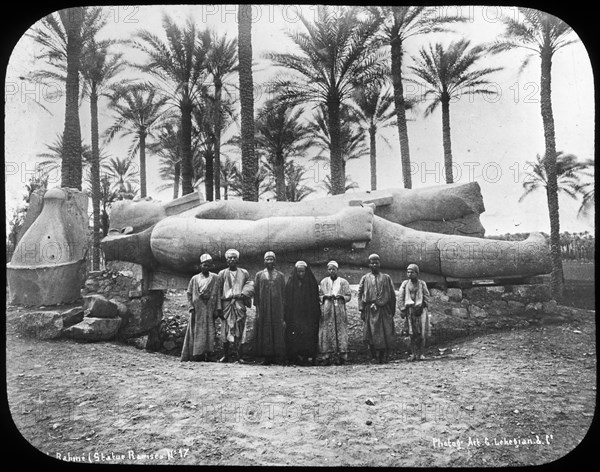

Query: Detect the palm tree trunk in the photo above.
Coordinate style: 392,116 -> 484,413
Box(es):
441,94 -> 454,184
540,49 -> 564,300
59,8 -> 84,190
139,133 -> 147,198
205,150 -> 214,201
101,206 -> 109,237
328,97 -> 345,195
90,87 -> 101,270
173,161 -> 180,199
274,153 -> 287,201
369,125 -> 377,191
391,36 -> 412,189
238,4 -> 258,201
214,81 -> 223,200
180,102 -> 194,195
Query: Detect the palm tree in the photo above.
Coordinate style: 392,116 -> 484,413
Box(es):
322,174 -> 359,195
408,39 -> 501,184
148,122 -> 182,199
105,83 -> 170,198
238,4 -> 258,201
28,7 -> 107,189
491,8 -> 579,299
309,104 -> 369,178
206,32 -> 238,200
80,39 -> 125,269
519,151 -> 593,203
350,82 -> 398,190
255,98 -> 315,201
132,14 -> 211,196
227,157 -> 272,200
370,6 -> 463,189
574,181 -> 594,218
37,133 -> 92,182
278,161 -> 316,202
267,5 -> 386,195
219,155 -> 239,201
101,156 -> 139,200
192,96 -> 235,201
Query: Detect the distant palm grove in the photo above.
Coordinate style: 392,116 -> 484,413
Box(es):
9,6 -> 593,300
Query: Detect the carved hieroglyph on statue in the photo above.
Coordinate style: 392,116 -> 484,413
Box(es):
100,182 -> 551,287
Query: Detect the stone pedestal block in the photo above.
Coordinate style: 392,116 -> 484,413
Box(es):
64,317 -> 122,341
118,291 -> 164,338
16,311 -> 63,339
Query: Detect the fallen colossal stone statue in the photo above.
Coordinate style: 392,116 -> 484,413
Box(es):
100,182 -> 551,286
7,188 -> 89,305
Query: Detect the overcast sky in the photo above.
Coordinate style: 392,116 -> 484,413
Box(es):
4,5 -> 595,236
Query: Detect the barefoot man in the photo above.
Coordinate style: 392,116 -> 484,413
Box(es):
216,249 -> 254,363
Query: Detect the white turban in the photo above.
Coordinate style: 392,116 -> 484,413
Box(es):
225,249 -> 240,258
295,260 -> 307,269
199,253 -> 212,263
264,251 -> 276,260
327,261 -> 338,269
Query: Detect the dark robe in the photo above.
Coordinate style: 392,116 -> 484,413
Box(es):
254,268 -> 287,358
358,272 -> 397,351
284,266 -> 321,359
181,271 -> 219,360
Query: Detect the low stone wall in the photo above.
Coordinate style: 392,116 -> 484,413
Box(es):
141,283 -> 576,357
426,284 -> 569,345
13,274 -> 579,357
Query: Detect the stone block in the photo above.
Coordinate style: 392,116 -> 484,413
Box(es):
118,291 -> 164,338
463,286 -> 504,304
525,302 -> 543,314
447,288 -> 463,302
430,288 -> 449,302
16,311 -> 63,339
451,307 -> 469,318
109,299 -> 129,319
469,305 -> 487,318
64,317 -> 121,341
506,300 -> 526,316
486,300 -> 509,316
7,262 -> 86,306
542,300 -> 560,315
61,306 -> 84,328
83,294 -> 119,318
503,284 -> 551,303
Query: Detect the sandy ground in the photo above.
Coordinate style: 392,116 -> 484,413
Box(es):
5,286 -> 596,467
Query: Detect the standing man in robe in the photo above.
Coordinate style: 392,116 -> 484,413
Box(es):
216,248 -> 254,363
285,261 -> 321,366
358,254 -> 397,364
181,253 -> 219,362
398,263 -> 431,361
254,251 -> 287,365
318,261 -> 352,365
